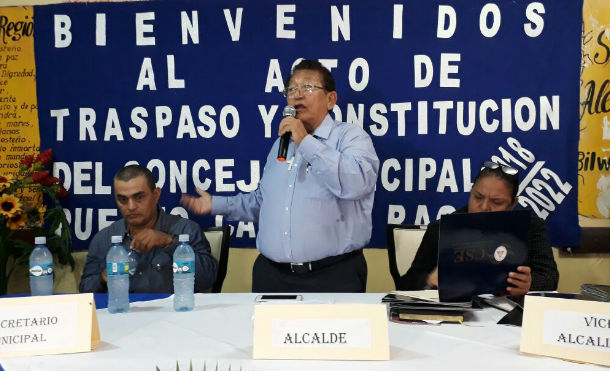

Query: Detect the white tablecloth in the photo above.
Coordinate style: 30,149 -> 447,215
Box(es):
1,293 -> 606,371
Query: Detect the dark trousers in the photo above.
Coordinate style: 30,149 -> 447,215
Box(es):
252,251 -> 367,293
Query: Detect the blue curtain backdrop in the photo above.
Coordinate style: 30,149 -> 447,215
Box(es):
34,0 -> 582,250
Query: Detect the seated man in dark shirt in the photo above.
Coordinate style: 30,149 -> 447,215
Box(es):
79,165 -> 218,293
397,161 -> 559,296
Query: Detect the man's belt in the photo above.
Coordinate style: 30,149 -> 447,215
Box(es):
265,249 -> 363,274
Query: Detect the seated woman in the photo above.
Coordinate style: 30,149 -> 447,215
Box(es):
396,161 -> 559,296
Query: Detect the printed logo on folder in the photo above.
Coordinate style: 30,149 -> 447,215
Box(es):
437,210 -> 530,302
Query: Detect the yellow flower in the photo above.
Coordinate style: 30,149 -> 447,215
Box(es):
0,193 -> 22,217
0,174 -> 12,191
37,204 -> 47,225
6,210 -> 27,230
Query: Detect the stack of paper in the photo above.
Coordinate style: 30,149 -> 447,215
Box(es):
580,284 -> 610,302
382,290 -> 481,324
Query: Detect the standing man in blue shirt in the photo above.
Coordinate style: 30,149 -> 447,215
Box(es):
181,60 -> 379,292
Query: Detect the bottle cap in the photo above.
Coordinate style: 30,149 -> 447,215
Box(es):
178,234 -> 189,242
34,236 -> 46,245
111,235 -> 123,244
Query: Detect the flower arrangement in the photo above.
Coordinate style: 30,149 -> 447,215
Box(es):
0,148 -> 73,295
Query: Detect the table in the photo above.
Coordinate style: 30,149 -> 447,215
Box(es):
92,293 -> 171,309
1,293 -> 606,370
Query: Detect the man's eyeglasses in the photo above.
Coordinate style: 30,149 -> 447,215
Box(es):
283,84 -> 326,97
482,160 -> 518,175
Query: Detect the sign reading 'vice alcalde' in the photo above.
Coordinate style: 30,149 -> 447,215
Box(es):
521,295 -> 610,366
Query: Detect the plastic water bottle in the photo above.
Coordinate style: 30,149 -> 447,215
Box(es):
128,248 -> 139,276
173,234 -> 195,312
29,236 -> 53,296
106,235 -> 130,313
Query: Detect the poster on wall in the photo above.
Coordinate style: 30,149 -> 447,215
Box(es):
0,7 -> 39,177
26,0 -> 582,249
579,0 -> 610,220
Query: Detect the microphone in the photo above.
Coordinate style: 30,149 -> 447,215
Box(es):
277,105 -> 296,162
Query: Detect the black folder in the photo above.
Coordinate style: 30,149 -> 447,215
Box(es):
383,293 -> 482,324
437,210 -> 530,302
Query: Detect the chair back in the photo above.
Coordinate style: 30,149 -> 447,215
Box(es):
203,226 -> 231,293
386,224 -> 427,289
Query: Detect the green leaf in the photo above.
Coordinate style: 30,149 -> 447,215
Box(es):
12,240 -> 34,265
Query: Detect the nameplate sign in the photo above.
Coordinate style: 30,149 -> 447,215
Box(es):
0,293 -> 100,358
253,304 -> 389,360
520,295 -> 610,366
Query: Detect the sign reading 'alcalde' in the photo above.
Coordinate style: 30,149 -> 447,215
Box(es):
254,304 -> 388,360
272,318 -> 372,348
282,332 -> 347,344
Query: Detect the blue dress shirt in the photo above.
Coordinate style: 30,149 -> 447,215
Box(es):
80,208 -> 218,293
212,114 -> 379,263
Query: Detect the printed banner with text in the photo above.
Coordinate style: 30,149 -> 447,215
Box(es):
33,0 -> 582,249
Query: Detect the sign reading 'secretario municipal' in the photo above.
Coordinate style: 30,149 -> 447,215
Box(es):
1,313 -> 61,347
0,294 -> 99,358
